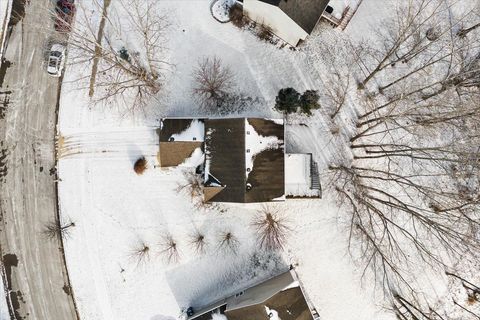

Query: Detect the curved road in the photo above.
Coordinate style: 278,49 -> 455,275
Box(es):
0,0 -> 78,319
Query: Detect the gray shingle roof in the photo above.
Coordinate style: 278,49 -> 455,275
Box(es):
205,118 -> 284,203
259,0 -> 330,33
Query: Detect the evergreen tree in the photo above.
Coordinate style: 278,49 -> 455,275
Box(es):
299,90 -> 320,115
274,88 -> 300,114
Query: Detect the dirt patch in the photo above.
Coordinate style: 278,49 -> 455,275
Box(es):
0,143 -> 8,182
8,0 -> 27,27
0,59 -> 12,87
0,90 -> 11,119
2,253 -> 24,319
62,284 -> 72,295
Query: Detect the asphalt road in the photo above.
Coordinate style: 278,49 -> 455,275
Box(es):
0,0 -> 78,319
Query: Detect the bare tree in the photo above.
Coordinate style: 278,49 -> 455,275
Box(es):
43,220 -> 75,240
192,56 -> 234,111
324,70 -> 350,119
391,293 -> 448,320
311,0 -> 480,311
189,230 -> 208,254
251,205 -> 291,251
129,239 -> 151,267
446,272 -> 480,305
176,170 -> 203,199
159,234 -> 180,264
66,0 -> 171,112
217,230 -> 239,255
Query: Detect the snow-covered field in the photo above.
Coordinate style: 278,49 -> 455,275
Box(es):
56,0 -> 478,319
0,275 -> 8,320
0,0 -> 12,59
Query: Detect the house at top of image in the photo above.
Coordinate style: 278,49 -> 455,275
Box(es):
157,118 -> 321,203
239,0 -> 364,46
186,269 -> 320,320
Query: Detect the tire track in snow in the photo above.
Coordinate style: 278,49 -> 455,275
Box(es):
57,127 -> 159,159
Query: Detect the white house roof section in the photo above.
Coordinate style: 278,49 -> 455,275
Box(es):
285,153 -> 319,197
225,270 -> 296,312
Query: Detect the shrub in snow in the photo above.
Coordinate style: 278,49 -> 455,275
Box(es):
129,240 -> 151,267
217,231 -> 239,255
229,4 -> 248,28
159,234 -> 180,264
256,23 -> 274,42
251,206 -> 291,251
274,88 -> 300,114
299,90 -> 320,115
43,220 -> 75,240
134,157 -> 147,175
189,230 -> 208,254
176,170 -> 203,199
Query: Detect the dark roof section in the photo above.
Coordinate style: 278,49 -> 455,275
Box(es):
246,119 -> 284,202
205,119 -> 246,203
259,0 -> 330,33
259,0 -> 281,5
159,119 -> 204,142
225,287 -> 313,320
205,118 -> 284,203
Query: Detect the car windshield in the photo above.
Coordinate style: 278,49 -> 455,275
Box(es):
49,57 -> 58,67
51,51 -> 61,57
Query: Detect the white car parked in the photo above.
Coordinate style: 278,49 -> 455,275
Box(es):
47,44 -> 66,77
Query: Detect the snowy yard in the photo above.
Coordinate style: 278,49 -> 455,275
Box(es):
57,0 -> 479,320
0,0 -> 12,58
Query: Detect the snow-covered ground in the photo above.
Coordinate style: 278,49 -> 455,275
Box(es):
0,0 -> 12,59
56,0 -> 474,319
0,275 -> 9,320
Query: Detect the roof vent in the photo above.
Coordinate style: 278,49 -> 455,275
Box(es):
246,183 -> 252,191
168,137 -> 175,142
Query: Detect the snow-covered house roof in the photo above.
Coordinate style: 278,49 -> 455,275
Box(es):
204,118 -> 284,203
258,0 -> 330,34
188,270 -> 314,320
285,153 -> 321,198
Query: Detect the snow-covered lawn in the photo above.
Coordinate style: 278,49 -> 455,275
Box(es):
57,0 -> 456,319
0,274 -> 9,320
0,0 -> 12,59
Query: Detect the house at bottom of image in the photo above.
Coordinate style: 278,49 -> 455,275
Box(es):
186,269 -> 319,320
157,118 -> 321,203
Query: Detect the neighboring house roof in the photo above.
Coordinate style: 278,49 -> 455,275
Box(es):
259,0 -> 330,33
205,118 -> 284,203
188,270 -> 314,320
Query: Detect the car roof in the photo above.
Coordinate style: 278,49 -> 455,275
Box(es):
51,43 -> 66,52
